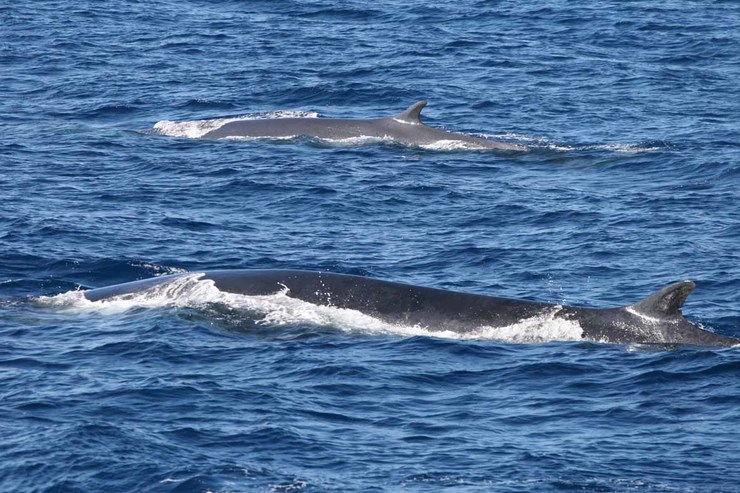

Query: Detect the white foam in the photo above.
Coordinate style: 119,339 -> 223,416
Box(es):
313,135 -> 504,150
419,139 -> 494,151
469,306 -> 583,343
477,133 -> 663,153
152,111 -> 319,139
332,135 -> 405,146
37,274 -> 214,315
585,142 -> 663,153
39,276 -> 584,343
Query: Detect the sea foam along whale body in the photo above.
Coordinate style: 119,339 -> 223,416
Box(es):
82,269 -> 739,346
202,101 -> 524,151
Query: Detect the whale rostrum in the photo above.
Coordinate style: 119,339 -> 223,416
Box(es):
81,269 -> 739,346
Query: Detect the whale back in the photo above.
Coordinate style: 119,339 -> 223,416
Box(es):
81,270 -> 739,345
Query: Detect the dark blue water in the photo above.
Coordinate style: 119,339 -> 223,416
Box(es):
2,1 -> 740,491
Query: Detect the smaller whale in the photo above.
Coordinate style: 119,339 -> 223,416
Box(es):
81,270 -> 738,346
202,101 -> 523,151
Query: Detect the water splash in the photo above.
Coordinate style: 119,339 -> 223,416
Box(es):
471,306 -> 583,343
152,111 -> 320,138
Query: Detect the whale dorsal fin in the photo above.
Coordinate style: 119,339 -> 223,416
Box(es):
393,101 -> 426,124
628,281 -> 695,318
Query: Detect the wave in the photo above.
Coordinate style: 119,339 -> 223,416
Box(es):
480,133 -> 667,153
37,275 -> 583,344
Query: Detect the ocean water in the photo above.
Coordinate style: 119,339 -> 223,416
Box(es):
2,1 -> 740,491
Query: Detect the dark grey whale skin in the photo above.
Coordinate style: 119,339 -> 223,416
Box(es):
202,101 -> 524,151
82,269 -> 739,347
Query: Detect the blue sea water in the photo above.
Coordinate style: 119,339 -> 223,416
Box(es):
2,1 -> 740,491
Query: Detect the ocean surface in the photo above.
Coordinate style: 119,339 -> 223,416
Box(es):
2,1 -> 740,491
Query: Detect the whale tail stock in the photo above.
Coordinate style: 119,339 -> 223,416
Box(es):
627,280 -> 695,319
393,101 -> 427,124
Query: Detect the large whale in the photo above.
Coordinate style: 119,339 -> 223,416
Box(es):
82,269 -> 738,346
202,101 -> 524,151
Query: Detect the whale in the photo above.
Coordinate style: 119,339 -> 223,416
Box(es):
202,101 -> 524,151
81,269 -> 739,346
